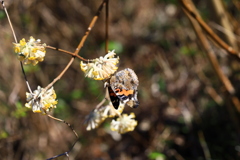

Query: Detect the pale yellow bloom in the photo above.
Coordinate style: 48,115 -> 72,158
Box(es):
110,113 -> 138,134
85,108 -> 107,131
13,37 -> 46,65
85,102 -> 125,131
101,102 -> 125,118
80,50 -> 119,80
25,86 -> 58,114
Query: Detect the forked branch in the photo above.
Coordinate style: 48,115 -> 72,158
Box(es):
180,0 -> 240,58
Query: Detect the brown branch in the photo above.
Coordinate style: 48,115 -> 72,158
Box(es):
47,114 -> 79,160
45,57 -> 74,90
105,0 -> 109,53
1,1 -> 33,93
74,0 -> 108,56
180,0 -> 239,58
209,0 -> 238,49
182,6 -> 240,112
47,114 -> 79,138
46,45 -> 87,61
45,0 -> 107,90
1,0 -> 17,43
198,131 -> 211,159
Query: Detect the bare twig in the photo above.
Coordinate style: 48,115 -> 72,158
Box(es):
198,131 -> 211,160
209,0 -> 238,49
45,57 -> 74,90
46,140 -> 79,160
1,1 -> 17,43
180,0 -> 239,57
47,114 -> 79,138
46,114 -> 79,160
74,0 -> 108,56
45,0 -> 107,91
205,86 -> 223,105
1,1 -> 32,93
46,45 -> 87,61
209,22 -> 240,42
96,87 -> 108,109
193,63 -> 223,105
105,0 -> 109,53
182,5 -> 240,112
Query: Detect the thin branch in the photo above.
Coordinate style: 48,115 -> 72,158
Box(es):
45,57 -> 74,90
47,114 -> 79,138
182,6 -> 240,112
46,45 -> 87,61
198,131 -> 211,160
96,87 -> 108,109
209,0 -> 238,49
209,22 -> 240,42
46,138 -> 79,160
180,0 -> 240,58
46,114 -> 79,160
105,0 -> 109,53
46,152 -> 69,160
74,0 -> 107,56
1,1 -> 32,93
45,0 -> 107,91
1,0 -> 17,43
20,62 -> 32,93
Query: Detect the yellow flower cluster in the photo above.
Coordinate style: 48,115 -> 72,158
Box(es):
25,86 -> 58,114
85,102 -> 124,131
85,108 -> 106,131
110,113 -> 138,134
13,37 -> 46,65
85,102 -> 138,134
80,50 -> 119,80
83,51 -> 138,134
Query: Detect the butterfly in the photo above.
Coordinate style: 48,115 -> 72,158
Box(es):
106,68 -> 139,109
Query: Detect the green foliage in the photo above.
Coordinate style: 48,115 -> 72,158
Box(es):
53,98 -> 71,119
148,152 -> 166,160
147,61 -> 158,76
20,14 -> 31,26
0,130 -> 8,139
70,89 -> 83,100
223,0 -> 232,6
206,99 -> 217,108
103,121 -> 110,128
86,79 -> 102,98
0,10 -> 5,19
200,9 -> 210,21
23,65 -> 40,73
158,78 -> 166,93
159,39 -> 171,51
11,101 -> 29,118
180,46 -> 197,56
101,41 -> 123,54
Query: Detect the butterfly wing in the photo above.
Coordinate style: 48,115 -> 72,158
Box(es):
114,87 -> 139,108
108,86 -> 120,109
108,68 -> 139,109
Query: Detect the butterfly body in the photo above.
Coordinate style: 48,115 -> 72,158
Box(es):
107,68 -> 139,109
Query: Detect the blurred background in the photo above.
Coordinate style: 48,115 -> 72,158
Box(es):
1,0 -> 240,159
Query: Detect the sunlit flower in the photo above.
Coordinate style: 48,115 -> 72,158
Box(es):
25,86 -> 58,114
13,37 -> 46,65
85,102 -> 125,131
80,50 -> 119,80
115,102 -> 125,115
101,102 -> 125,118
85,108 -> 107,131
110,113 -> 138,134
